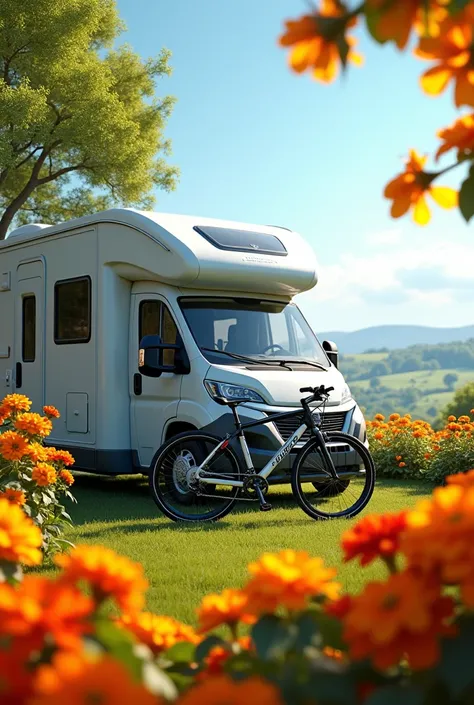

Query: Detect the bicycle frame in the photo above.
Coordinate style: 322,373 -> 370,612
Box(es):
195,406 -> 339,487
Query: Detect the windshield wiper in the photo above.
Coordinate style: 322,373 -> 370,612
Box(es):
277,360 -> 328,371
201,347 -> 292,370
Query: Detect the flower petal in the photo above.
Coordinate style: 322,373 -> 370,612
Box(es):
430,186 -> 458,209
454,72 -> 474,108
413,195 -> 431,225
420,65 -> 452,95
390,195 -> 412,218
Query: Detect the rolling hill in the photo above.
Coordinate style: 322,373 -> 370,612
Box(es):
318,324 -> 474,354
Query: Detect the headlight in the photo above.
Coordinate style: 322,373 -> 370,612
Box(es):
204,380 -> 266,404
341,383 -> 352,404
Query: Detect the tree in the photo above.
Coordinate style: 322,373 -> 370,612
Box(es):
443,372 -> 459,390
370,377 -> 381,390
278,1 -> 474,225
0,0 -> 178,239
439,381 -> 474,421
369,361 -> 390,377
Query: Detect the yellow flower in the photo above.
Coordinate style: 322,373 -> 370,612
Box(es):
32,462 -> 58,487
56,545 -> 148,613
0,497 -> 42,566
43,405 -> 61,419
0,430 -> 29,461
244,549 -> 340,613
118,612 -> 199,654
27,442 -> 49,463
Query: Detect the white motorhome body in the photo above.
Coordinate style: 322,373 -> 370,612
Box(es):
0,209 -> 366,479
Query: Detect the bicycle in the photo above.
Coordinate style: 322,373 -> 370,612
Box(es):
148,385 -> 376,522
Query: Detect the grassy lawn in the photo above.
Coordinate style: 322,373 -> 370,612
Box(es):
58,474 -> 433,625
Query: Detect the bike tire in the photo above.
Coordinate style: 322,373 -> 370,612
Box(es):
148,431 -> 241,522
291,431 -> 375,520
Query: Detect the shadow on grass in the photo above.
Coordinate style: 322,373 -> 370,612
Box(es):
67,471 -> 433,537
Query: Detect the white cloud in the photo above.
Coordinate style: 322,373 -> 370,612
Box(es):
296,233 -> 474,330
365,229 -> 402,246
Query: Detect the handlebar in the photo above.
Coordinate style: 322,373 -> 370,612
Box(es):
299,385 -> 334,404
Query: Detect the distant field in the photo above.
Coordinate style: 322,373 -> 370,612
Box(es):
343,352 -> 389,364
350,368 -> 474,392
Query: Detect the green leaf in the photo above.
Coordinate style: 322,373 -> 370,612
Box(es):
94,619 -> 142,681
364,9 -> 389,45
195,636 -> 227,662
164,641 -> 197,664
459,168 -> 474,222
365,685 -> 424,705
293,612 -> 322,651
437,617 -> 474,697
447,0 -> 471,13
251,615 -> 296,661
0,559 -> 23,585
298,671 -> 356,705
312,611 -> 345,651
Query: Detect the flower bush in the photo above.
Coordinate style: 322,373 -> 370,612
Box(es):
3,472 -> 474,702
367,411 -> 474,482
0,394 -> 76,561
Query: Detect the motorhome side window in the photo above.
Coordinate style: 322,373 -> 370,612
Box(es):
139,301 -> 179,367
22,296 -> 36,362
54,277 -> 91,344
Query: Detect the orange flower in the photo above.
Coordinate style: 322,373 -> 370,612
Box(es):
1,394 -> 31,414
402,484 -> 474,603
0,430 -> 29,461
29,652 -> 158,705
0,498 -> 42,566
0,646 -> 37,704
197,645 -> 232,679
0,487 -> 26,506
47,448 -> 75,466
342,571 -> 454,670
424,453 -> 431,460
365,0 -> 445,50
395,455 -> 402,461
27,442 -> 48,463
118,612 -> 199,654
14,412 -> 52,437
447,415 -> 457,422
374,431 -> 384,440
436,113 -> 474,158
458,415 -> 471,423
279,1 -> 363,84
399,462 -> 406,468
447,422 -> 462,431
389,413 -> 400,421
197,588 -> 255,633
59,469 -> 75,486
384,149 -> 458,225
244,549 -> 340,613
0,576 -> 94,652
446,469 -> 474,488
323,645 -> 345,662
374,413 -> 385,421
178,675 -> 283,705
55,545 -> 148,613
32,462 -> 57,486
341,511 -> 408,567
416,12 -> 474,107
43,405 -> 60,419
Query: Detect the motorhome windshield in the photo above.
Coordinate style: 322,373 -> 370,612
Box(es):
179,297 -> 328,367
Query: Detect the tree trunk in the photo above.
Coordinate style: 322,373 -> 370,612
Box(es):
0,149 -> 49,240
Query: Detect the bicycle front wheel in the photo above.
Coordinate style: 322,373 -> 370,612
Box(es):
291,432 -> 375,520
149,431 -> 241,522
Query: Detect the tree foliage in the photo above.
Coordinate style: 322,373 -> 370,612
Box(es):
440,382 -> 474,421
0,0 -> 178,238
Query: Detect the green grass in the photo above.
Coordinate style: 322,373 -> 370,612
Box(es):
346,352 -> 389,363
58,474 -> 432,624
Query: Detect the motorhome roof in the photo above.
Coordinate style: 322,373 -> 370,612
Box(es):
1,208 -> 319,296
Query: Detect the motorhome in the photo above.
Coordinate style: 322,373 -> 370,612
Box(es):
0,209 -> 366,481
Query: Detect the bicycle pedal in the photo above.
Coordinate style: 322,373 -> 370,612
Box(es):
260,502 -> 272,512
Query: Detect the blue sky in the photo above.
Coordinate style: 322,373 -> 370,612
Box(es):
116,0 -> 474,333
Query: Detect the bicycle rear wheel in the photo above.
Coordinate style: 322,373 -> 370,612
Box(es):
291,432 -> 375,520
148,431 -> 241,522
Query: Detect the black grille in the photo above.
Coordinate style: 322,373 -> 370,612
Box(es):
269,411 -> 346,444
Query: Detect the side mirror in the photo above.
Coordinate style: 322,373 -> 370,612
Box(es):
322,340 -> 338,368
138,334 -> 190,378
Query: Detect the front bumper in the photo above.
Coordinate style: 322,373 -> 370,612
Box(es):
201,402 -> 367,484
